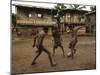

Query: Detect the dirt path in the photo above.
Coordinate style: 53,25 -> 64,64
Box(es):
12,34 -> 96,74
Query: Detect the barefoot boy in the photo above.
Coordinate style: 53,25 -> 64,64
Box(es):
32,27 -> 56,66
52,27 -> 65,57
68,26 -> 83,59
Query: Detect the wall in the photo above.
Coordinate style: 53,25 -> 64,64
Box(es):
85,12 -> 96,34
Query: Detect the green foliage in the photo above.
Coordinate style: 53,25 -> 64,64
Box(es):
53,3 -> 67,19
55,3 -> 67,12
68,4 -> 86,10
90,6 -> 96,11
53,3 -> 67,31
12,13 -> 16,26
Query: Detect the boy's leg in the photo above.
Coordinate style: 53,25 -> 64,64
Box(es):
73,49 -> 77,54
53,45 -> 56,57
53,42 -> 58,56
73,40 -> 77,54
69,41 -> 76,59
71,48 -> 74,59
70,46 -> 76,59
31,50 -> 42,65
59,44 -> 65,57
43,47 -> 57,66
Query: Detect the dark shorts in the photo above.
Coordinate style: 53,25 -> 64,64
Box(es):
36,45 -> 43,52
54,41 -> 62,48
69,39 -> 77,49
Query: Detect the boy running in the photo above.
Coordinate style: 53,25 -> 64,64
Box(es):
31,27 -> 56,66
52,27 -> 65,57
68,26 -> 83,59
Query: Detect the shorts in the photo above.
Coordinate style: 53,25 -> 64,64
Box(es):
69,39 -> 77,49
54,41 -> 62,48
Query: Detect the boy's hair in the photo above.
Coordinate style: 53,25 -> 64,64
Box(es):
43,27 -> 49,33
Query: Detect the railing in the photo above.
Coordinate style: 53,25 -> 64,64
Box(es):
17,16 -> 85,27
17,19 -> 56,26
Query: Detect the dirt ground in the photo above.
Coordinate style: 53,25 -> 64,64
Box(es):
12,33 -> 96,74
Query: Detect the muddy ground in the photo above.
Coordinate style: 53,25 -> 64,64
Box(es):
12,33 -> 96,74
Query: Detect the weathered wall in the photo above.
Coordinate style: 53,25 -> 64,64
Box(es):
16,6 -> 54,26
85,12 -> 96,33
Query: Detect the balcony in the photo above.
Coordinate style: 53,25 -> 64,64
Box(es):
16,18 -> 56,27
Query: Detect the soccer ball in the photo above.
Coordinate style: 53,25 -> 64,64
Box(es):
67,52 -> 72,57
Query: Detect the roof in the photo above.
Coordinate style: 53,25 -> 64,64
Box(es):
13,4 -> 54,10
85,11 -> 96,15
13,4 -> 88,14
62,9 -> 88,14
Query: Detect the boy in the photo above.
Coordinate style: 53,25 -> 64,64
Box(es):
52,27 -> 65,57
31,27 -> 56,67
68,26 -> 83,59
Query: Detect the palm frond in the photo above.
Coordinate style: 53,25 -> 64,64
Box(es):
68,4 -> 74,9
78,6 -> 86,9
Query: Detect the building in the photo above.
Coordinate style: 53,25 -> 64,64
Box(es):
60,9 -> 88,31
12,4 -> 88,36
85,11 -> 96,34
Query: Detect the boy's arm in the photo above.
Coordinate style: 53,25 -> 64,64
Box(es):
32,34 -> 38,47
75,26 -> 84,31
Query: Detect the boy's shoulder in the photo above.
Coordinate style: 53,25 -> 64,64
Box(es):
39,30 -> 45,35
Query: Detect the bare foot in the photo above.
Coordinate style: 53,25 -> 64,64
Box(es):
51,63 -> 57,67
31,62 -> 37,65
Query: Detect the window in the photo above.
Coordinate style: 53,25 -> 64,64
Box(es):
37,13 -> 43,18
29,13 -> 32,18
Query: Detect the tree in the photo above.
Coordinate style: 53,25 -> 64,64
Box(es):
90,6 -> 96,11
68,4 -> 86,10
53,3 -> 67,32
12,13 -> 16,27
12,13 -> 17,32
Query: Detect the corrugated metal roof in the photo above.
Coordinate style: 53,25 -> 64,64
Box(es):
13,4 -> 88,13
12,4 -> 54,9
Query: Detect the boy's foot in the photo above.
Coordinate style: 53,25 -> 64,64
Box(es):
51,63 -> 57,67
32,44 -> 35,48
31,62 -> 37,65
